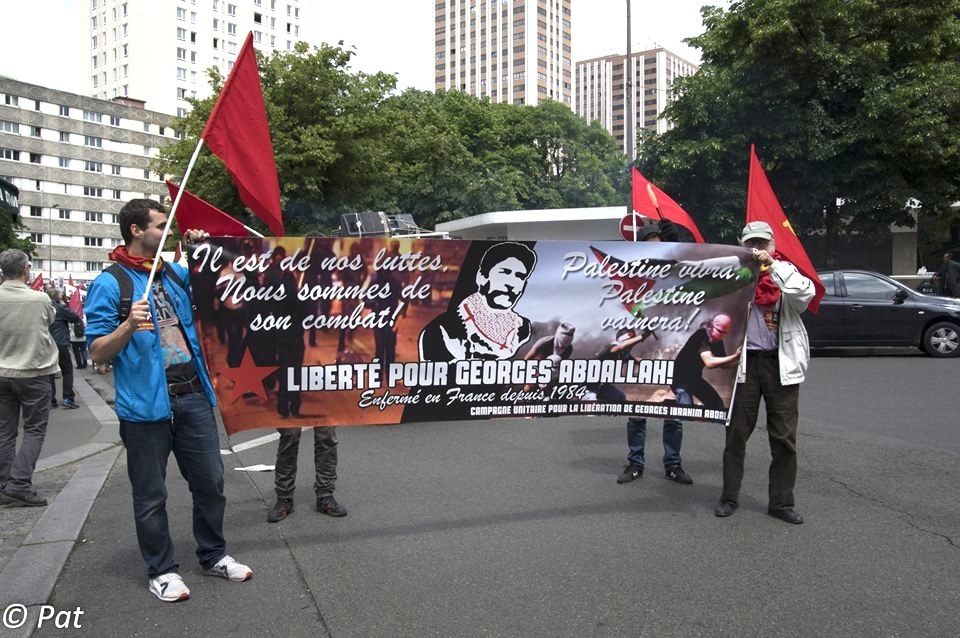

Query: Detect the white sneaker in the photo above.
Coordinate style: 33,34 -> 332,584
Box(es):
148,573 -> 190,602
203,554 -> 253,582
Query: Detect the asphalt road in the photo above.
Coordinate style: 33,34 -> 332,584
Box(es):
40,352 -> 960,637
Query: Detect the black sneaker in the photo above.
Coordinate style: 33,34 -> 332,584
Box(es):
316,495 -> 348,517
1,489 -> 47,507
266,498 -> 294,523
62,398 -> 80,409
616,464 -> 643,484
665,466 -> 693,485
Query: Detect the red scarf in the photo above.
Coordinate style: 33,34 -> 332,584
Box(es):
109,245 -> 163,273
754,250 -> 787,307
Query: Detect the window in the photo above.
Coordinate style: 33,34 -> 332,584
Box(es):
91,35 -> 98,48
177,67 -> 187,80
84,136 -> 103,148
177,88 -> 188,99
58,209 -> 70,220
29,233 -> 44,244
122,44 -> 128,57
190,31 -> 196,43
122,2 -> 127,16
144,169 -> 150,179
85,211 -> 103,222
176,7 -> 186,20
177,27 -> 187,40
83,187 -> 104,197
159,126 -> 165,135
31,126 -> 41,137
83,110 -> 102,123
177,47 -> 187,60
86,262 -> 102,272
122,23 -> 128,36
59,105 -> 70,116
112,189 -> 122,199
0,148 -> 19,160
109,115 -> 121,126
227,3 -> 236,15
254,31 -> 261,43
213,17 -> 219,30
29,206 -> 41,217
52,156 -> 66,168
84,161 -> 103,172
227,22 -> 236,35
254,12 -> 262,23
0,121 -> 19,133
111,164 -> 121,175
59,131 -> 69,143
842,273 -> 901,300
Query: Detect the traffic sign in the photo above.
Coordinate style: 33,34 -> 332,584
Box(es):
620,211 -> 644,241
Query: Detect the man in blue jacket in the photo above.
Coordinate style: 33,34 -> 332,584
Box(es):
86,199 -> 252,602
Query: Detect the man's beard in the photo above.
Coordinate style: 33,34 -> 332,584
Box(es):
479,283 -> 518,309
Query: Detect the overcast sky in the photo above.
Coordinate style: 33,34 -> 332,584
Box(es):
1,0 -> 725,97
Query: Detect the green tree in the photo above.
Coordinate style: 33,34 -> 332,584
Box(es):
639,0 -> 960,247
158,42 -> 628,234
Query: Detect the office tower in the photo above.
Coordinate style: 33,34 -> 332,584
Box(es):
87,0 -> 305,116
435,0 -> 572,106
576,47 -> 697,157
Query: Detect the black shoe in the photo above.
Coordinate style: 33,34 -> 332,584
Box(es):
266,498 -> 294,523
616,464 -> 643,484
316,495 -> 348,517
1,489 -> 47,507
714,500 -> 737,517
62,398 -> 79,409
665,466 -> 693,485
50,400 -> 58,408
768,508 -> 804,525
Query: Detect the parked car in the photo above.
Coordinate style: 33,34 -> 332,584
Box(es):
803,269 -> 960,358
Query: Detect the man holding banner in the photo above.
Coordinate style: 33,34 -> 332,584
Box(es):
714,221 -> 814,525
86,199 -> 252,602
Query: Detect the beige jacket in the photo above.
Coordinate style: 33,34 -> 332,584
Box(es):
737,259 -> 815,386
0,280 -> 59,378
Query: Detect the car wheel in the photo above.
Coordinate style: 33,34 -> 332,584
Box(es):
922,322 -> 960,358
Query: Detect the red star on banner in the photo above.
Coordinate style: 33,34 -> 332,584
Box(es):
217,350 -> 278,402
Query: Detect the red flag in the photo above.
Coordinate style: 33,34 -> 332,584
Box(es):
631,168 -> 705,243
200,32 -> 283,236
173,241 -> 183,264
68,286 -> 84,317
746,145 -> 825,313
166,181 -> 251,236
68,275 -> 74,288
29,273 -> 44,291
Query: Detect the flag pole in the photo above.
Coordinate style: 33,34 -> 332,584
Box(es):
142,138 -> 206,299
241,223 -> 265,238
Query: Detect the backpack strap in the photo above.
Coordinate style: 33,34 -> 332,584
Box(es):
104,263 -> 189,325
104,264 -> 134,325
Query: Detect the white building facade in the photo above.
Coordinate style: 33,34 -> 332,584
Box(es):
1,78 -> 174,285
435,0 -> 572,107
87,0 -> 305,116
576,47 -> 697,157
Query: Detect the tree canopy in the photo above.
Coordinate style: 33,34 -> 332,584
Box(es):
157,42 -> 627,235
639,0 -> 960,244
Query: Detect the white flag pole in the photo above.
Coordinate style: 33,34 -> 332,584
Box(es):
142,138 -> 205,300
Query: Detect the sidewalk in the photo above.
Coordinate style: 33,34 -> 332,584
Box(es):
0,370 -> 122,638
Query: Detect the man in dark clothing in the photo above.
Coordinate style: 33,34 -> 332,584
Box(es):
46,288 -> 81,409
671,314 -> 742,412
934,252 -> 960,297
615,219 -> 695,486
267,244 -> 347,523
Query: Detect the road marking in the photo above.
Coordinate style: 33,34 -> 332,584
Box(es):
221,433 -> 280,455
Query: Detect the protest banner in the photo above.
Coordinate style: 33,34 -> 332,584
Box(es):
187,237 -> 759,435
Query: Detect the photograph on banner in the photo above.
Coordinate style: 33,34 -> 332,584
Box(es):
186,237 -> 759,435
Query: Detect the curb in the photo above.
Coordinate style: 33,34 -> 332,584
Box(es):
0,377 -> 122,638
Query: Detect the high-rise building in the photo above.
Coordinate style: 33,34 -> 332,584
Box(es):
1,77 -> 174,285
87,0 -> 305,116
576,47 -> 698,157
434,0 -> 572,107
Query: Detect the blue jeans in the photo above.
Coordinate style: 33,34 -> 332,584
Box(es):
626,418 -> 683,469
119,392 -> 226,578
625,386 -> 693,469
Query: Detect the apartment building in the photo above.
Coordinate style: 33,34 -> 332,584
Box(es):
435,0 -> 572,106
88,0 -> 304,116
1,77 -> 174,284
576,47 -> 697,157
